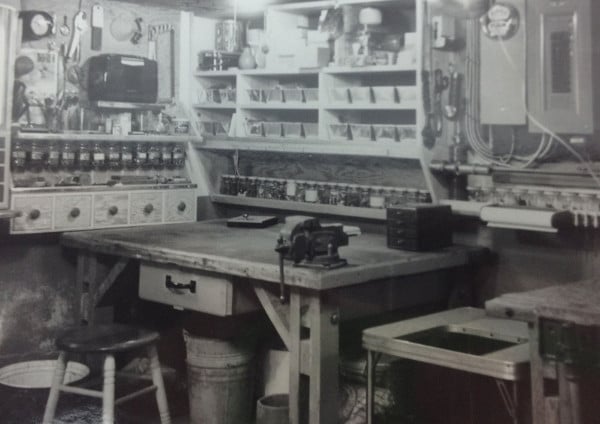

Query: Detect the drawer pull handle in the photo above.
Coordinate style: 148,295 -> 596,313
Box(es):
144,204 -> 154,214
165,275 -> 196,293
108,206 -> 119,216
70,207 -> 81,218
29,209 -> 41,220
177,201 -> 186,212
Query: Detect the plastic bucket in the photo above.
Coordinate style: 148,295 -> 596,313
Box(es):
256,393 -> 289,424
0,360 -> 89,389
184,330 -> 255,424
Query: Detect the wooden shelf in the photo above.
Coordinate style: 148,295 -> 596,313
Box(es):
90,101 -> 166,111
193,103 -> 236,110
240,69 -> 320,76
195,137 -> 420,159
323,103 -> 417,111
17,132 -> 198,143
323,65 -> 417,74
239,102 -> 319,110
211,194 -> 387,220
195,70 -> 238,77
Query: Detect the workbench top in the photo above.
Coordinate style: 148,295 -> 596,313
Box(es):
486,279 -> 600,326
61,220 -> 478,291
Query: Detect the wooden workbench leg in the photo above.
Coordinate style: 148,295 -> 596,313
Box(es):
530,321 -> 547,424
289,287 -> 302,424
367,350 -> 374,424
307,292 -> 339,424
75,252 -> 95,325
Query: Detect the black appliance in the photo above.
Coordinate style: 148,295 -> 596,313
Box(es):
387,204 -> 453,251
87,54 -> 158,103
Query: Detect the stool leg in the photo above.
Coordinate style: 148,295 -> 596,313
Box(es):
102,354 -> 116,424
367,350 -> 374,424
148,345 -> 171,424
43,351 -> 68,424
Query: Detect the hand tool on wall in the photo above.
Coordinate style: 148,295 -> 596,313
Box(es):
91,4 -> 103,51
67,11 -> 88,62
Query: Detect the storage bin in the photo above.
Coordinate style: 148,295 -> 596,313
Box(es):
396,86 -> 417,103
282,122 -> 302,138
247,89 -> 263,103
350,123 -> 373,141
372,124 -> 397,142
397,125 -> 417,142
218,88 -> 236,103
264,88 -> 283,103
246,120 -> 264,137
264,121 -> 283,137
282,89 -> 303,103
372,86 -> 397,104
303,88 -> 319,104
349,86 -> 372,104
329,123 -> 350,141
302,123 -> 319,138
328,87 -> 350,104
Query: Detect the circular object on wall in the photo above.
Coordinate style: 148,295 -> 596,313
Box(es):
358,7 -> 382,26
14,55 -> 34,78
20,11 -> 54,41
110,13 -> 136,42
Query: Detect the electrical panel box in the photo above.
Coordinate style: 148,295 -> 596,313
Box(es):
527,0 -> 600,134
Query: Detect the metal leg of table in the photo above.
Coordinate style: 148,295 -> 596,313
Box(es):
530,322 -> 546,424
289,287 -> 302,424
367,350 -> 374,424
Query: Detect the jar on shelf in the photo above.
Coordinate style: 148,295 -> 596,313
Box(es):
338,184 -> 349,206
286,179 -> 297,201
296,181 -> 306,202
148,143 -> 162,169
369,187 -> 385,209
172,144 -> 186,168
46,141 -> 61,171
329,185 -> 340,205
319,184 -> 331,205
161,144 -> 174,169
107,142 -> 122,170
247,177 -> 258,198
346,185 -> 361,207
92,142 -> 108,170
304,183 -> 319,203
62,141 -> 76,170
29,140 -> 45,172
238,177 -> 249,196
134,142 -> 149,169
359,186 -> 370,208
77,141 -> 92,171
121,143 -> 135,170
10,139 -> 26,172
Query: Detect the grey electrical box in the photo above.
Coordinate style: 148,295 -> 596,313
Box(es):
527,0 -> 600,134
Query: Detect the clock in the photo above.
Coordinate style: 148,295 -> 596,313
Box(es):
20,11 -> 54,41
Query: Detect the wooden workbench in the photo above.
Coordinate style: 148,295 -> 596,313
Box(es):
62,220 -> 482,424
486,279 -> 600,424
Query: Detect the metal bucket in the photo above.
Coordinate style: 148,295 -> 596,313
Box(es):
256,393 -> 289,424
184,330 -> 255,424
215,20 -> 244,53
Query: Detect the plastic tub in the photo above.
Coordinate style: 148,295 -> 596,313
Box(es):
372,124 -> 397,142
264,122 -> 283,137
218,88 -> 236,103
328,87 -> 350,104
264,88 -> 283,103
0,360 -> 89,389
329,123 -> 350,141
372,86 -> 398,104
282,122 -> 302,138
350,123 -> 373,141
282,89 -> 303,103
349,86 -> 372,104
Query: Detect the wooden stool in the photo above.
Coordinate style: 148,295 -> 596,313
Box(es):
42,324 -> 171,424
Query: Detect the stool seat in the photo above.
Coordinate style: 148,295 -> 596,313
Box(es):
56,324 -> 159,353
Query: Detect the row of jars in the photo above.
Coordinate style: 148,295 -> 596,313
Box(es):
11,140 -> 186,172
467,186 -> 600,212
220,175 -> 432,208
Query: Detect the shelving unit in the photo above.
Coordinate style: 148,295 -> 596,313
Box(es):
17,132 -> 196,143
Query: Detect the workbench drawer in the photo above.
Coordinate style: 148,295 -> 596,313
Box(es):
164,190 -> 196,223
54,194 -> 92,231
130,192 -> 163,224
93,193 -> 129,227
139,263 -> 259,316
11,195 -> 54,233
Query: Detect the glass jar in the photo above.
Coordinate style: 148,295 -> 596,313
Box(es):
62,141 -> 76,170
29,140 -> 45,172
172,144 -> 186,168
10,139 -> 26,172
369,187 -> 385,209
46,141 -> 61,171
134,142 -> 149,169
319,184 -> 331,205
161,144 -> 173,169
77,141 -> 92,171
329,185 -> 340,205
107,142 -> 122,170
148,143 -> 162,169
121,143 -> 135,169
296,181 -> 306,202
92,142 -> 108,170
238,177 -> 249,196
304,183 -> 318,203
286,179 -> 297,201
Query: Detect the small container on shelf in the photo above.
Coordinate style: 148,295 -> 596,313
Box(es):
302,88 -> 319,104
369,187 -> 386,208
396,86 -> 417,103
264,87 -> 283,103
302,123 -> 318,139
264,121 -> 283,138
372,124 -> 398,142
197,88 -> 217,104
372,86 -> 397,104
329,123 -> 350,141
107,142 -> 122,170
247,89 -> 263,103
61,141 -> 76,170
282,122 -> 302,138
397,125 -> 417,142
328,87 -> 350,104
282,89 -> 303,103
350,124 -> 373,142
285,179 -> 297,201
304,183 -> 319,203
349,86 -> 372,104
245,120 -> 264,137
218,88 -> 236,103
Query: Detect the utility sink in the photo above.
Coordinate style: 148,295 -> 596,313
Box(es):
363,307 -> 531,381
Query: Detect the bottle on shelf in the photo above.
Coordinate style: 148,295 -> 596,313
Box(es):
78,141 -> 92,171
122,143 -> 135,170
172,144 -> 186,169
134,142 -> 148,169
147,143 -> 162,169
29,140 -> 45,172
62,141 -> 76,170
92,141 -> 108,170
10,139 -> 27,172
161,144 -> 173,169
107,142 -> 122,170
46,141 -> 61,171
